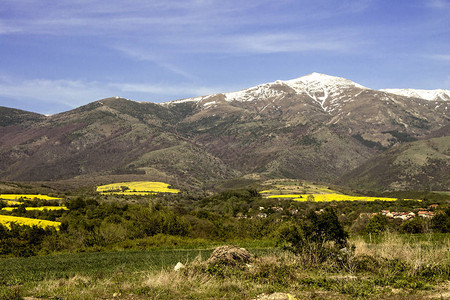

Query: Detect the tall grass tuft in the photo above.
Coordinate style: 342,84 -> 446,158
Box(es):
352,232 -> 450,278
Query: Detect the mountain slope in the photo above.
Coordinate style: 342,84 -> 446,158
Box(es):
380,88 -> 450,102
0,98 -> 235,185
164,73 -> 448,182
339,135 -> 450,191
0,74 -> 448,190
0,106 -> 47,126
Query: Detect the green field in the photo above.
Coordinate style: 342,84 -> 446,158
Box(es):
1,235 -> 448,299
0,249 -> 213,283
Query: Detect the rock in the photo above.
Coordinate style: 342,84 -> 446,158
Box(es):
174,262 -> 185,271
253,292 -> 297,300
206,245 -> 253,266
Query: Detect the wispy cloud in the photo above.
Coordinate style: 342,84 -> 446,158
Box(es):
113,82 -> 218,97
425,54 -> 450,62
222,31 -> 359,54
113,46 -> 197,80
0,0 -> 370,54
427,0 -> 449,9
0,77 -> 112,108
0,75 -> 225,111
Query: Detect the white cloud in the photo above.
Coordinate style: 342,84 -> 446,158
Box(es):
426,54 -> 450,62
113,82 -> 218,97
226,32 -> 354,54
112,46 -> 197,80
0,78 -> 112,108
427,0 -> 449,9
0,75 -> 225,110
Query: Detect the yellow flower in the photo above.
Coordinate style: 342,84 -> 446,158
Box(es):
0,215 -> 61,230
96,181 -> 179,194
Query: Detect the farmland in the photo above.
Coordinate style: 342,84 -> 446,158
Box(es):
96,181 -> 180,195
0,193 -> 66,232
1,206 -> 68,211
0,180 -> 448,299
267,193 -> 417,202
260,180 -> 420,202
0,234 -> 448,299
0,194 -> 61,201
0,215 -> 61,230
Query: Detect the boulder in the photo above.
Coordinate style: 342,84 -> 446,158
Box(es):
206,245 -> 253,266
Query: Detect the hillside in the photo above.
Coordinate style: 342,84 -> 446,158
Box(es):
340,135 -> 450,191
0,74 -> 448,190
0,106 -> 47,126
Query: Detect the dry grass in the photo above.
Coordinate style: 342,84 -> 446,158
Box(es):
353,232 -> 450,273
12,238 -> 450,299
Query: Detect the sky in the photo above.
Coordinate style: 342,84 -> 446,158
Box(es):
0,0 -> 449,115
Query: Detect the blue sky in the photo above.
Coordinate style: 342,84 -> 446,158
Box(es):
0,0 -> 449,114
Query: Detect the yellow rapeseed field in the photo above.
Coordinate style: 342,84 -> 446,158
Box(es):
0,215 -> 61,230
259,190 -> 273,194
0,194 -> 61,201
267,195 -> 301,198
1,206 -> 68,211
267,193 -> 416,202
99,191 -> 156,196
96,181 -> 180,194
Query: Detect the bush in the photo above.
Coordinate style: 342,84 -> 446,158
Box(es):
276,208 -> 350,266
365,214 -> 388,234
400,217 -> 427,234
431,209 -> 450,233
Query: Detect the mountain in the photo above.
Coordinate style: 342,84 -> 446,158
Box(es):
0,74 -> 448,190
0,106 -> 46,126
380,88 -> 450,102
340,135 -> 450,191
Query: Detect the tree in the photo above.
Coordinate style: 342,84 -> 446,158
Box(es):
365,214 -> 388,234
431,208 -> 450,233
277,207 -> 349,264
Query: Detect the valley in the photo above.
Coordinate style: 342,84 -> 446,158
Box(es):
0,73 -> 449,299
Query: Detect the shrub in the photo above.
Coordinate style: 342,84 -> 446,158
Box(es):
365,214 -> 388,234
276,208 -> 350,266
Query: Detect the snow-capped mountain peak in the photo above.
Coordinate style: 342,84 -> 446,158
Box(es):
167,73 -> 368,106
285,72 -> 367,90
222,73 -> 368,109
380,89 -> 450,102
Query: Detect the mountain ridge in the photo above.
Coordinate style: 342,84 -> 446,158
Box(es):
0,73 -> 448,190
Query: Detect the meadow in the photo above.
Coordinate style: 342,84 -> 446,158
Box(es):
0,233 -> 448,299
0,181 -> 448,299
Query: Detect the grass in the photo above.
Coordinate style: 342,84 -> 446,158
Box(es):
0,249 -> 213,284
352,232 -> 450,275
260,179 -> 339,195
0,234 -> 449,299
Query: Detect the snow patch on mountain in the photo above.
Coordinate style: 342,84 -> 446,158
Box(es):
165,73 -> 368,108
222,73 -> 369,113
224,83 -> 284,102
380,89 -> 450,102
283,73 -> 368,111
